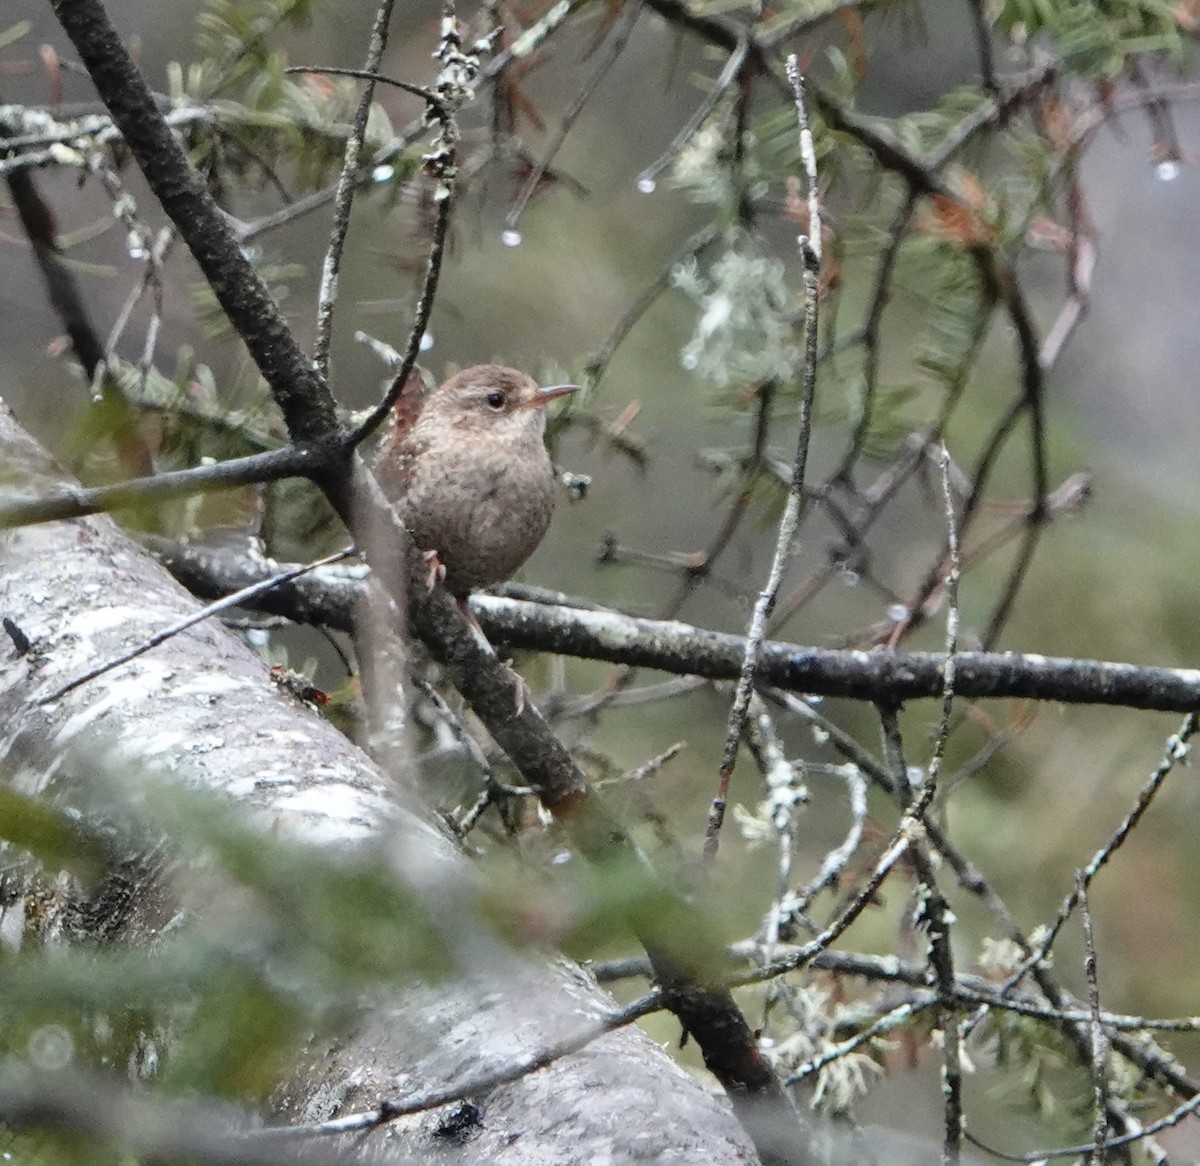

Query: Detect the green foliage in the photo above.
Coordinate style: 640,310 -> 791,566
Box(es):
995,0 -> 1183,76
985,1006 -> 1095,1131
0,784 -> 452,1107
855,379 -> 929,462
821,45 -> 861,109
194,0 -> 320,85
104,350 -> 281,462
910,247 -> 991,393
894,86 -> 995,160
0,789 -> 108,888
183,0 -> 405,196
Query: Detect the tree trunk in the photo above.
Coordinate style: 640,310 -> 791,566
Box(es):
0,401 -> 756,1164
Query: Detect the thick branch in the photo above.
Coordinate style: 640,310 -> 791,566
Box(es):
150,539 -> 1200,715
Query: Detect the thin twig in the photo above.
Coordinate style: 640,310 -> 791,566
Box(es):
583,224 -> 719,383
832,190 -> 916,485
410,676 -> 528,837
744,695 -> 806,963
1079,874 -> 1109,1166
930,443 -> 963,1165
258,990 -> 663,1138
964,1083 -> 1200,1163
348,0 -> 484,446
875,706 -> 962,1166
981,516 -> 1041,648
600,941 -> 1200,1035
736,824 -> 919,981
1003,712 -> 1199,992
781,758 -> 867,926
0,444 -> 313,529
966,0 -> 998,95
925,443 -> 960,808
634,35 -> 747,193
506,0 -> 642,232
784,996 -> 939,1087
285,65 -> 442,110
40,546 -> 355,704
310,0 -> 399,379
703,56 -> 821,864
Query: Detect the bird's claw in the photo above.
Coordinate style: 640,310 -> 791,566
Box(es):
422,549 -> 447,590
502,658 -> 533,716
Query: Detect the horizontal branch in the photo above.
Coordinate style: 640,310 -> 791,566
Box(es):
150,539 -> 1200,714
482,601 -> 1200,712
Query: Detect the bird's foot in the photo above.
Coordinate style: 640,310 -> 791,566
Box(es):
422,549 -> 447,590
502,660 -> 533,716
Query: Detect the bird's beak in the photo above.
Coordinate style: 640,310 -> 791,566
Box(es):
529,383 -> 580,408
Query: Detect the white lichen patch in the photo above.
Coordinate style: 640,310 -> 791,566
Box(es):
52,664 -> 177,744
64,602 -> 160,640
180,735 -> 226,756
253,728 -> 322,748
173,671 -> 254,700
269,785 -> 391,843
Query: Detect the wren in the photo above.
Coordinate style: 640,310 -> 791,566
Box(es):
374,364 -> 578,597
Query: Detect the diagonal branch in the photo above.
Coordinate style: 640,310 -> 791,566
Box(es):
47,4 -> 808,1158
0,445 -> 312,528
41,546 -> 355,704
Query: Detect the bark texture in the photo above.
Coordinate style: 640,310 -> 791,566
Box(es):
0,400 -> 755,1164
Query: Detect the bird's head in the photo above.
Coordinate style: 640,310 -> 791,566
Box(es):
428,364 -> 578,440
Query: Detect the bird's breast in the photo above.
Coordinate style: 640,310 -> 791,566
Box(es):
395,435 -> 558,595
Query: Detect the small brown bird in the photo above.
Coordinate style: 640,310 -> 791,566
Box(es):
374,364 -> 578,598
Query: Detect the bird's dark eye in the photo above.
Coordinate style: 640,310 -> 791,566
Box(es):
485,391 -> 505,410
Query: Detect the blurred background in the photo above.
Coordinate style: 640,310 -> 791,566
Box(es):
3,0 -> 1200,1154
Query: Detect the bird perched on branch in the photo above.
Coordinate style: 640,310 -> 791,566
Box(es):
374,364 -> 578,599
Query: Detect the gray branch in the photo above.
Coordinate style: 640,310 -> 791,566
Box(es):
148,537 -> 1200,715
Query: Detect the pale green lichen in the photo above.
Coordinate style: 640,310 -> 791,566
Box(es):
672,240 -> 799,388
